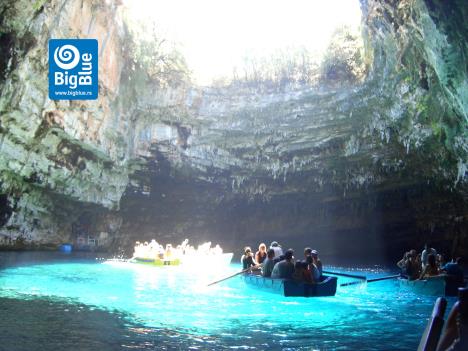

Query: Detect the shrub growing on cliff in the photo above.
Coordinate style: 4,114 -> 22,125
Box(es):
213,26 -> 366,91
320,25 -> 367,84
122,21 -> 190,89
232,47 -> 320,91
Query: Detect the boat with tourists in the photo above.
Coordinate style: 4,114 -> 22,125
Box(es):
398,275 -> 466,296
242,272 -> 337,297
130,239 -> 233,267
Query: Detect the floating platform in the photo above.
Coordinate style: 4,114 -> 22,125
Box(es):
242,273 -> 337,297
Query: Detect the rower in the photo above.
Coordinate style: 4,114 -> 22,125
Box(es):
241,247 -> 257,270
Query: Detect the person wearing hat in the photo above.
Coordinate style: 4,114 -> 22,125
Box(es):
269,241 -> 283,259
271,249 -> 295,279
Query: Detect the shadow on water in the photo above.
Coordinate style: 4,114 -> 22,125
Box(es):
0,294 -> 415,351
0,293 -> 244,351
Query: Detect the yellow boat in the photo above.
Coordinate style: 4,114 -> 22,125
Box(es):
132,257 -> 181,266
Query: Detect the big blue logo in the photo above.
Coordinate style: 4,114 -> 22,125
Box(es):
49,39 -> 98,100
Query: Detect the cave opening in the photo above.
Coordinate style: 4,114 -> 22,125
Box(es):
123,0 -> 364,86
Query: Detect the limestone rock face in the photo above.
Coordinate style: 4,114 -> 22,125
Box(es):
0,0 -> 466,260
120,0 -> 467,259
0,0 -> 129,245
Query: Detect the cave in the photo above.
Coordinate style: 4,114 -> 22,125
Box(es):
0,0 -> 465,261
0,0 -> 467,350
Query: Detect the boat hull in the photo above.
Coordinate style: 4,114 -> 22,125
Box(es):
242,274 -> 337,297
131,253 -> 233,267
398,276 -> 465,296
132,257 -> 181,266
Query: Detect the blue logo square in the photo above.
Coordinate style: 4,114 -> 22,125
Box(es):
49,39 -> 98,100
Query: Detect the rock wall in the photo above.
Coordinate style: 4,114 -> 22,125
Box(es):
0,0 -> 466,261
0,0 -> 131,246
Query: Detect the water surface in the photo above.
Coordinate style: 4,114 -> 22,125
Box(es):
0,252 -> 452,350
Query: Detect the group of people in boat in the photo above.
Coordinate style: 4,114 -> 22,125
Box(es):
241,241 -> 324,283
397,243 -> 464,282
133,239 -> 223,261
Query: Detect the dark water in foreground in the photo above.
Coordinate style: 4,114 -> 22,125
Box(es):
0,252 -> 455,350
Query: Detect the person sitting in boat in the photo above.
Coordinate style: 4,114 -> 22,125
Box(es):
292,261 -> 304,282
436,254 -> 446,269
255,243 -> 267,264
273,253 -> 285,265
442,257 -> 464,283
421,243 -> 437,269
165,244 -> 173,259
241,247 -> 258,270
180,239 -> 189,253
270,241 -> 283,259
419,253 -> 440,279
311,250 -> 323,278
261,248 -> 276,277
415,253 -> 422,271
213,244 -> 223,255
133,241 -> 142,258
306,255 -> 321,282
302,261 -> 314,283
403,250 -> 421,280
397,251 -> 418,280
292,261 -> 313,283
148,240 -> 159,257
397,251 -> 409,270
304,247 -> 312,258
141,241 -> 150,259
271,249 -> 295,279
157,244 -> 165,259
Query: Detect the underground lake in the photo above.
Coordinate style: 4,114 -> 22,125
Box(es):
0,252 -> 457,351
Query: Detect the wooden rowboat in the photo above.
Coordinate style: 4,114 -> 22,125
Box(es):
242,273 -> 337,297
398,275 -> 466,296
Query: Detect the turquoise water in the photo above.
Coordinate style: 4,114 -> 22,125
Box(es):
0,253 -> 454,350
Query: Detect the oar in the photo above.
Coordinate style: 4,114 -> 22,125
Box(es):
207,267 -> 252,286
367,274 -> 401,283
340,274 -> 401,287
323,270 -> 366,280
